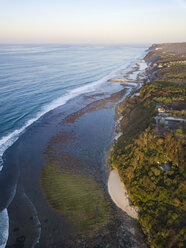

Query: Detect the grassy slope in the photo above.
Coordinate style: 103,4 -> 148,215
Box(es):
112,43 -> 186,248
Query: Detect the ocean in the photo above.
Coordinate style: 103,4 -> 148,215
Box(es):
0,44 -> 147,247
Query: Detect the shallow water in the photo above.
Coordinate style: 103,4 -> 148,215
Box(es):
0,45 -> 148,247
0,44 -> 146,169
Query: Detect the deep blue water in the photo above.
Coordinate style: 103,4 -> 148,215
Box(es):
0,44 -> 147,167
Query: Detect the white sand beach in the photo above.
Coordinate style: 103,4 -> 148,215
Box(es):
108,170 -> 138,219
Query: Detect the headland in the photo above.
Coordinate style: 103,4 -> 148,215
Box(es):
110,42 -> 186,248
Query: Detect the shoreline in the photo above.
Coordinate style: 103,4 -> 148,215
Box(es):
106,59 -> 148,220
109,42 -> 186,247
108,170 -> 138,219
4,57 -> 148,248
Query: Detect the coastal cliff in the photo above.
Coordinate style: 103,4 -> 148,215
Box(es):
111,43 -> 186,248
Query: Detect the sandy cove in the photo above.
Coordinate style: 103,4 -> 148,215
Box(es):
107,60 -> 148,221
108,170 -> 138,219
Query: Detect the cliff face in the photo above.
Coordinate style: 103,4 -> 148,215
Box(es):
112,43 -> 186,248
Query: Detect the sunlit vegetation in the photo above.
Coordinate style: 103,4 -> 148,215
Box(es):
113,129 -> 185,247
112,43 -> 186,247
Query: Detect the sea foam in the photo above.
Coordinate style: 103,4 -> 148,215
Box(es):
0,209 -> 9,248
0,57 -> 139,171
0,50 -> 147,248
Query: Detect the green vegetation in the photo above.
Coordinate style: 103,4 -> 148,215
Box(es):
41,163 -> 112,234
112,43 -> 186,247
159,65 -> 186,81
168,110 -> 186,118
113,129 -> 185,247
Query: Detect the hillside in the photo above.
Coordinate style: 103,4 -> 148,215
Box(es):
112,43 -> 186,248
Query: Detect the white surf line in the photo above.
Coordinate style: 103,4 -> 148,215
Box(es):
0,209 -> 9,248
0,58 -> 139,172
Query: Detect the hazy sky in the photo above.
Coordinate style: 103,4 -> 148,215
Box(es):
0,0 -> 186,44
